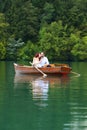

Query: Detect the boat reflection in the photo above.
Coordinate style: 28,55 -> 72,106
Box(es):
14,74 -> 70,107
14,74 -> 70,86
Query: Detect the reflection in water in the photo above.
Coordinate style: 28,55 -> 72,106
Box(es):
14,74 -> 70,86
31,78 -> 49,107
14,74 -> 70,107
1,62 -> 87,130
13,73 -> 86,130
31,78 -> 49,99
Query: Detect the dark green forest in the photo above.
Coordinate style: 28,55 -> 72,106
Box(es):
0,0 -> 87,61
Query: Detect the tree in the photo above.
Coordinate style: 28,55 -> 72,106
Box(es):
0,13 -> 9,43
39,21 -> 71,61
18,40 -> 40,61
40,2 -> 55,24
0,0 -> 87,61
6,1 -> 39,42
0,42 -> 6,60
6,38 -> 25,60
71,36 -> 87,61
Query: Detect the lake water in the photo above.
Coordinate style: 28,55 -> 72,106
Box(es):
0,61 -> 87,130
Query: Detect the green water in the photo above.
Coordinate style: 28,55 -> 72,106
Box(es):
0,61 -> 87,130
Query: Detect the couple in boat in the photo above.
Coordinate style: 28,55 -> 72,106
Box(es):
32,52 -> 50,67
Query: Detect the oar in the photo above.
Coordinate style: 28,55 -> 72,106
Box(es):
30,62 -> 47,77
71,71 -> 80,76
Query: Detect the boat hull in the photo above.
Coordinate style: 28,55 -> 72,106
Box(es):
14,63 -> 71,76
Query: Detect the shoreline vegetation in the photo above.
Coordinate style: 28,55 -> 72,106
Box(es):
0,0 -> 87,61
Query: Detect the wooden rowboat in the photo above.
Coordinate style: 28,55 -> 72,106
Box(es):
14,63 -> 72,76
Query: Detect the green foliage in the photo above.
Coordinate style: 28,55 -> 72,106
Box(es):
39,21 -> 71,61
41,2 -> 55,24
6,1 -> 39,42
0,0 -> 87,61
17,41 -> 40,61
0,13 -> 9,43
71,36 -> 87,60
0,42 -> 6,59
6,38 -> 25,60
39,20 -> 87,61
